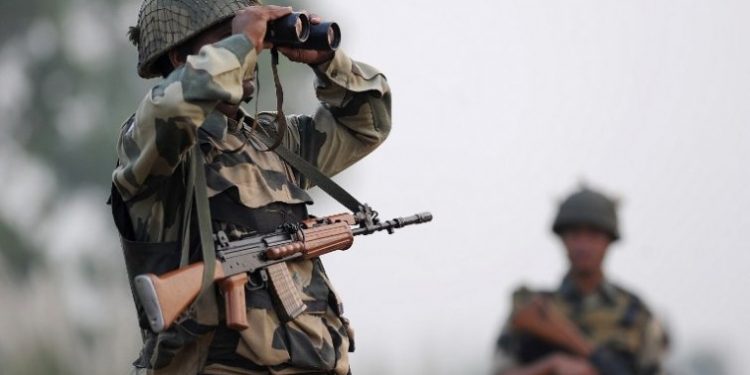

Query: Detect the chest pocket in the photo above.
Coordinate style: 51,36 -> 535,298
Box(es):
199,133 -> 313,210
577,299 -> 645,354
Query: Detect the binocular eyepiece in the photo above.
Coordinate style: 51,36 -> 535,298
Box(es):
265,12 -> 341,51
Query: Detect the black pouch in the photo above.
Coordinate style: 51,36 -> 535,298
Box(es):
110,184 -> 182,330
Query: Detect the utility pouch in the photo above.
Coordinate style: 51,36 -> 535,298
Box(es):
110,184 -> 182,330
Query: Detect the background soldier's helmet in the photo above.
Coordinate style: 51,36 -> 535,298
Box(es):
129,0 -> 259,78
552,187 -> 620,241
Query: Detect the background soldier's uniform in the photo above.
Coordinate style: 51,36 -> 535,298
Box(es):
112,26 -> 391,375
492,279 -> 665,375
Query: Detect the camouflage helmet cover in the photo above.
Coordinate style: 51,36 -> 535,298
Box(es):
129,0 -> 259,78
552,187 -> 620,241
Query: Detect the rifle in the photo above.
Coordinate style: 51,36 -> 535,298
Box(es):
511,296 -> 634,375
134,207 -> 432,333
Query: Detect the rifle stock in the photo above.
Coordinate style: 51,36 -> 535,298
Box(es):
134,262 -> 226,333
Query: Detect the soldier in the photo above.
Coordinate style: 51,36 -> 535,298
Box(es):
492,187 -> 666,375
110,1 -> 390,374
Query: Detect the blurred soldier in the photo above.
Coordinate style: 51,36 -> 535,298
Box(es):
110,1 -> 390,374
492,187 -> 666,375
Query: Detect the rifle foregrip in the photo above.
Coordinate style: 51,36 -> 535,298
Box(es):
266,242 -> 306,260
302,222 -> 354,259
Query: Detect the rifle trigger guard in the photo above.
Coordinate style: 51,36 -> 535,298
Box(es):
246,270 -> 268,291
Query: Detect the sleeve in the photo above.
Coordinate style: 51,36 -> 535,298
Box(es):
285,49 -> 392,188
113,34 -> 258,200
637,317 -> 668,375
492,321 -> 522,375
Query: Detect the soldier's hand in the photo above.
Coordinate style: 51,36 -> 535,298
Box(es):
550,354 -> 599,375
277,13 -> 335,65
232,5 -> 293,53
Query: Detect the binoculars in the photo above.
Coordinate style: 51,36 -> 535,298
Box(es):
265,12 -> 341,51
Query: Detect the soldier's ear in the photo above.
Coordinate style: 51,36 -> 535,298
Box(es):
168,49 -> 187,70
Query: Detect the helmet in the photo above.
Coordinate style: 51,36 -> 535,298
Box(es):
129,0 -> 259,78
552,187 -> 620,240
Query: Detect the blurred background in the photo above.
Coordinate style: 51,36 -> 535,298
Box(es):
0,0 -> 748,374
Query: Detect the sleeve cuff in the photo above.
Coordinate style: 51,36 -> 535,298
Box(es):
213,34 -> 258,81
313,49 -> 353,89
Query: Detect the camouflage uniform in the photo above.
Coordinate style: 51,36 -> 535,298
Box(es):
112,27 -> 391,375
493,188 -> 666,375
492,279 -> 665,375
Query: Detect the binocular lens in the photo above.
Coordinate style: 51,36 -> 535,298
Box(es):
266,12 -> 310,45
294,16 -> 308,40
266,12 -> 341,51
326,23 -> 341,50
300,22 -> 341,51
327,27 -> 335,46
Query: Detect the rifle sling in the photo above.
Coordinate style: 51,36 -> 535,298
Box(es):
249,124 -> 365,214
179,149 -> 196,268
194,148 -> 217,299
181,146 -> 217,307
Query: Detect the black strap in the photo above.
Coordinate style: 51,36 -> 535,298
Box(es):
179,150 -> 196,267
249,126 -> 365,214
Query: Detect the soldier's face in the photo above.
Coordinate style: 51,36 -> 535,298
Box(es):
561,226 -> 611,275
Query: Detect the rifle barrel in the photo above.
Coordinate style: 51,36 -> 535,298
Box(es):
352,212 -> 433,236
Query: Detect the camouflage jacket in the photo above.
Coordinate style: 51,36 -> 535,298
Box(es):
493,276 -> 666,375
112,34 -> 391,374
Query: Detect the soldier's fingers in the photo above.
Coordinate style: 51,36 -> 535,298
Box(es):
277,46 -> 294,55
297,10 -> 321,25
264,5 -> 293,20
277,46 -> 302,61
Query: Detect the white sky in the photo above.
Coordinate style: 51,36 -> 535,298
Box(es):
305,1 -> 750,374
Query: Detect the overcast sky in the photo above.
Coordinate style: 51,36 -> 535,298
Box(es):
301,1 -> 750,374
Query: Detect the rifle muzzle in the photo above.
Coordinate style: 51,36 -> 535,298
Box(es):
352,211 -> 433,236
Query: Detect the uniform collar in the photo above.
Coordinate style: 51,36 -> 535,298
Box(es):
558,274 -> 618,306
202,107 -> 260,142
